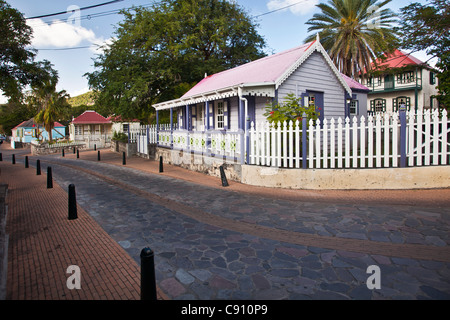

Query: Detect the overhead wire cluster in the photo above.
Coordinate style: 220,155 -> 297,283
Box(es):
31,0 -> 307,51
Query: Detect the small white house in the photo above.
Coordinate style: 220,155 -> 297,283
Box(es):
108,115 -> 141,136
69,110 -> 112,149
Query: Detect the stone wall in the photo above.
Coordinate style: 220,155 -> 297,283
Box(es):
111,140 -> 137,157
31,143 -> 86,156
155,147 -> 242,182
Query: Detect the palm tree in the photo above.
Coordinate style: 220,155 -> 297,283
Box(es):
28,80 -> 70,142
305,0 -> 398,79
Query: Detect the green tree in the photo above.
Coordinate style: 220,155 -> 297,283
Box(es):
85,0 -> 266,122
28,80 -> 70,141
304,0 -> 398,79
0,0 -> 56,101
395,0 -> 450,109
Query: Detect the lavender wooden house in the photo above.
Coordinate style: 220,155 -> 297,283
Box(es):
152,36 -> 368,166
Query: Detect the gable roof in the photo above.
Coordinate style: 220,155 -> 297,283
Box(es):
341,74 -> 370,92
71,110 -> 111,124
13,118 -> 65,130
153,37 -> 352,110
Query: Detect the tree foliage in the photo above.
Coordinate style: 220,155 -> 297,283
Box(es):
85,0 -> 267,122
27,80 -> 71,141
396,0 -> 450,108
0,0 -> 57,101
305,0 -> 398,79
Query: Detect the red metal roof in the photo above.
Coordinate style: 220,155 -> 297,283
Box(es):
72,111 -> 111,124
372,49 -> 426,69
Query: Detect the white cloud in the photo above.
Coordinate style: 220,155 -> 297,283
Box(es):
267,0 -> 319,16
27,18 -> 103,48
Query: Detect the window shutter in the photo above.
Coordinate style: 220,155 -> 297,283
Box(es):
209,101 -> 214,129
223,100 -> 229,130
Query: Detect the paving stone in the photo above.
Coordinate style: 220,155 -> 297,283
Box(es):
176,269 -> 195,285
189,269 -> 212,282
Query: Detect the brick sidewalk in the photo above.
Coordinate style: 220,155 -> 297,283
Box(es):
0,160 -> 167,300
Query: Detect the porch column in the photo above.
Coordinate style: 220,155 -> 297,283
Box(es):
156,110 -> 159,144
170,108 -> 173,149
205,101 -> 210,130
239,97 -> 245,164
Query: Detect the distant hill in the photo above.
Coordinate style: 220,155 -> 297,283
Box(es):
68,91 -> 95,107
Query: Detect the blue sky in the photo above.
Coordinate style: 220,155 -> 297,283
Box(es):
2,0 -> 433,103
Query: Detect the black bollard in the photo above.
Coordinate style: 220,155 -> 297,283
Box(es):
68,184 -> 77,220
159,156 -> 163,173
47,167 -> 53,189
122,152 -> 126,165
25,156 -> 29,168
0,153 -> 2,161
94,144 -> 96,151
76,149 -> 79,159
140,247 -> 157,300
219,165 -> 229,187
73,147 -> 76,154
62,149 -> 65,157
97,150 -> 101,161
12,154 -> 15,164
36,160 -> 41,175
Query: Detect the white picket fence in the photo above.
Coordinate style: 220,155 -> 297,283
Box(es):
249,110 -> 449,169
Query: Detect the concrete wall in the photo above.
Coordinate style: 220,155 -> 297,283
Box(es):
241,165 -> 450,190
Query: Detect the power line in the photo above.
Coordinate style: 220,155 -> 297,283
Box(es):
253,0 -> 306,18
25,0 -> 124,20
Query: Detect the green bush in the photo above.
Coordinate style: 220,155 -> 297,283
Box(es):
112,131 -> 129,143
263,93 -> 320,128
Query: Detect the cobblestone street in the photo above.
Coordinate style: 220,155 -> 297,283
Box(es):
1,145 -> 450,300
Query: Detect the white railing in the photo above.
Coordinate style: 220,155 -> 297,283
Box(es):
249,110 -> 449,169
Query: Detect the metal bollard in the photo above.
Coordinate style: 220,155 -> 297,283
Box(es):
68,184 -> 77,220
219,165 -> 229,187
36,160 -> 41,175
73,147 -> 76,154
159,156 -> 163,173
0,153 -> 2,161
140,247 -> 157,300
97,150 -> 101,161
122,152 -> 126,165
12,154 -> 15,164
47,167 -> 53,189
94,144 -> 96,151
76,149 -> 79,159
25,156 -> 29,168
62,149 -> 65,157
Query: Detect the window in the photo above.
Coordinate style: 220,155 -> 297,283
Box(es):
122,124 -> 129,133
370,99 -> 386,112
393,96 -> 411,111
349,100 -> 358,115
430,71 -> 436,85
75,125 -> 82,135
216,101 -> 224,130
397,71 -> 415,84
